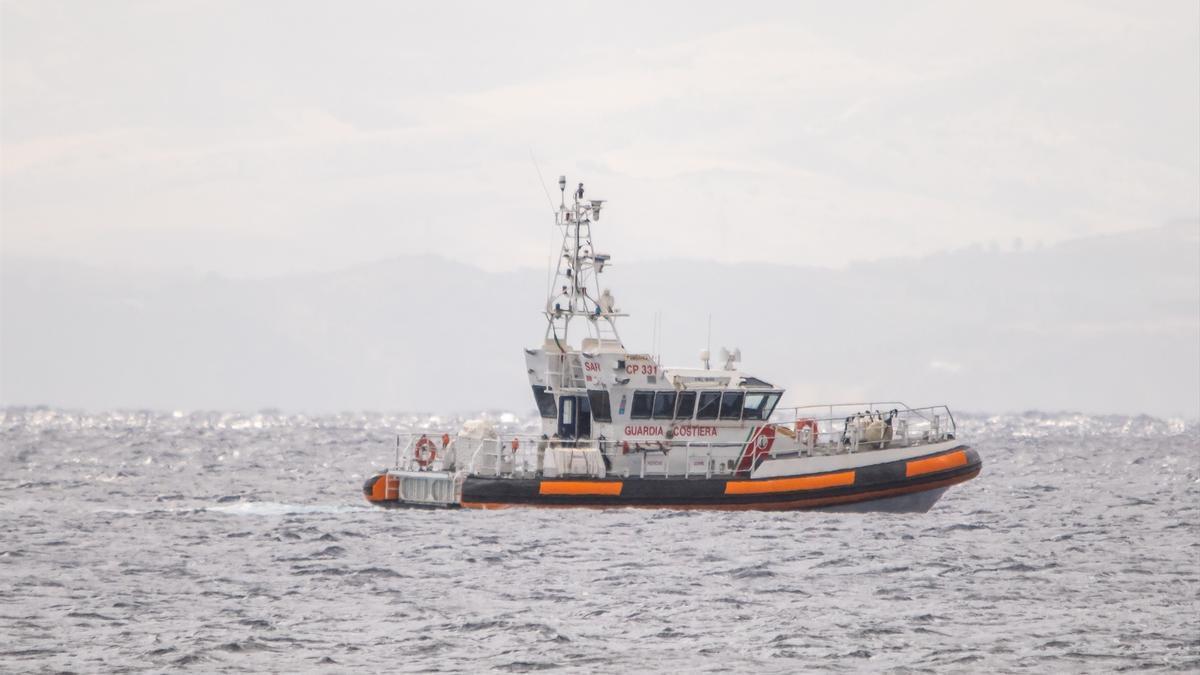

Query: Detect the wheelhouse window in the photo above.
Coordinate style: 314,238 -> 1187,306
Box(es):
675,391 -> 697,419
652,391 -> 676,419
719,391 -> 744,420
578,394 -> 591,434
588,390 -> 612,422
739,391 -> 777,417
761,392 -> 782,420
696,391 -> 721,420
531,385 -> 556,419
630,391 -> 655,419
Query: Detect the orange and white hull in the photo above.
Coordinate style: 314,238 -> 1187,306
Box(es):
364,444 -> 981,512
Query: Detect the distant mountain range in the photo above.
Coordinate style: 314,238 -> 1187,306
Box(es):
3,223 -> 1197,418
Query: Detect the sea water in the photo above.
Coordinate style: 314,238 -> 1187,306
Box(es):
1,409 -> 1197,672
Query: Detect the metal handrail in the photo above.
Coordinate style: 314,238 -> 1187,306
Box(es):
390,408 -> 954,451
388,403 -> 957,479
776,401 -> 939,424
389,426 -> 952,458
781,400 -> 915,411
386,406 -> 953,446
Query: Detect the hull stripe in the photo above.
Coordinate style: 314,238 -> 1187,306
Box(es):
462,468 -> 980,511
724,470 -> 856,495
376,445 -> 980,511
539,480 -> 624,496
736,425 -> 769,473
905,450 -> 968,477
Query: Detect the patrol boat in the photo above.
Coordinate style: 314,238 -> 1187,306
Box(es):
364,177 -> 981,511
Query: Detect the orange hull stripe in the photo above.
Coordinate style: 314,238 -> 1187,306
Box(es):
538,481 -> 624,496
462,467 -> 980,511
906,450 -> 968,478
724,470 -> 856,495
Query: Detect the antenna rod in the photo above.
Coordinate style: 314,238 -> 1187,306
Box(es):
652,311 -> 658,362
658,312 -> 664,364
706,314 -> 712,368
529,149 -> 556,215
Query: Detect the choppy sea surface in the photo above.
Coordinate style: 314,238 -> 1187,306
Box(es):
1,409 -> 1197,673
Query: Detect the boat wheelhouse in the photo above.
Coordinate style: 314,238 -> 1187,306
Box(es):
364,177 -> 980,510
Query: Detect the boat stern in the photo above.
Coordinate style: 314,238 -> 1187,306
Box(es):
363,470 -> 461,508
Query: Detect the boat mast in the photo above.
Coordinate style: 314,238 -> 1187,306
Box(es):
543,176 -> 623,351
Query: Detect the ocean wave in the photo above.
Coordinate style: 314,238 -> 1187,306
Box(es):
1,408 -> 1197,672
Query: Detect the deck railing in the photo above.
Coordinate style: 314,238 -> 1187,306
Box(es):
385,403 -> 956,479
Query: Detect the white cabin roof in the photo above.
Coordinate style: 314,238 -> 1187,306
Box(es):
581,338 -> 625,354
662,368 -> 776,389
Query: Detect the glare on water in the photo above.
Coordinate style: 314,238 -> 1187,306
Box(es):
1,409 -> 1197,672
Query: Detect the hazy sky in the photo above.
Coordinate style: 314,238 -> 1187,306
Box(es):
3,1 -> 1198,277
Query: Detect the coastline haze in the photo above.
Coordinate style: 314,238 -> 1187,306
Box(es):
3,223 -> 1197,418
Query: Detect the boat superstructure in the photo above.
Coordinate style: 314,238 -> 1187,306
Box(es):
364,178 -> 981,510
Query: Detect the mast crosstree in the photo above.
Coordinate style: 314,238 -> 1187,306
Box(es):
544,176 -> 624,351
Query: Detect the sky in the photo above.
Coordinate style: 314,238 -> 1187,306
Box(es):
3,1 -> 1198,277
2,2 -> 1199,417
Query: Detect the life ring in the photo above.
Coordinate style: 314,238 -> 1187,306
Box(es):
414,436 -> 438,467
796,418 -> 819,444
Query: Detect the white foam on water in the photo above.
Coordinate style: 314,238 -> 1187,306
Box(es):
206,501 -> 371,516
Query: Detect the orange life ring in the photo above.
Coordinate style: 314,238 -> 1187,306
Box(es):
414,436 -> 438,467
796,418 -> 819,443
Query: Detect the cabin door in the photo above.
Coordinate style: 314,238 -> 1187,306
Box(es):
576,395 -> 592,439
557,395 -> 592,440
557,396 -> 576,440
